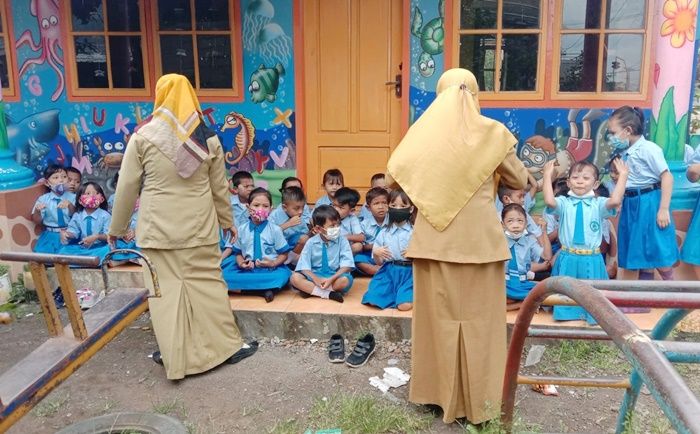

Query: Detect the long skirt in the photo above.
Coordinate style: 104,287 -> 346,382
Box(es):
409,259 -> 506,424
551,250 -> 608,323
361,263 -> 413,309
143,244 -> 243,380
681,193 -> 700,266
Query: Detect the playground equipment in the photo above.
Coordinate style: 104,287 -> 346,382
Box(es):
502,277 -> 700,434
0,250 -> 160,433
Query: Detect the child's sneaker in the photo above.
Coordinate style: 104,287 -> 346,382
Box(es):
345,333 -> 375,368
328,334 -> 345,363
329,292 -> 344,303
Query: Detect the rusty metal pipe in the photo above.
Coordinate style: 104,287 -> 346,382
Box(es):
0,252 -> 99,267
542,291 -> 700,309
517,375 -> 630,388
586,280 -> 700,293
527,327 -> 612,340
100,249 -> 161,298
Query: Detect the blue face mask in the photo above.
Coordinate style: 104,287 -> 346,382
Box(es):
608,133 -> 630,150
51,183 -> 66,195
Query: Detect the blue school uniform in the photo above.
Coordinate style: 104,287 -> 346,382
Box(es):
295,234 -> 355,292
682,148 -> 700,265
358,204 -> 373,221
221,221 -> 292,291
617,136 -> 679,269
107,194 -> 115,213
59,208 -> 112,266
504,234 -> 542,300
111,210 -> 141,262
543,211 -> 561,254
362,223 -> 414,309
315,195 -> 332,207
33,192 -> 77,254
340,214 -> 363,237
230,194 -> 250,228
548,195 -> 613,322
268,205 -> 312,247
355,215 -> 389,265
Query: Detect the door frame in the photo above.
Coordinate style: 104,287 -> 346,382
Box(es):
292,0 -> 411,188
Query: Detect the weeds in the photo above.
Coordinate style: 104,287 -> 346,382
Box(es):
33,392 -> 70,418
151,396 -> 187,419
539,340 -> 628,376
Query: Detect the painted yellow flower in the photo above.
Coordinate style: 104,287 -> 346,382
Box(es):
661,0 -> 698,48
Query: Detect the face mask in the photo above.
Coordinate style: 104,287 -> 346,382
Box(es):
50,183 -> 66,195
388,207 -> 412,223
608,133 -> 630,150
251,208 -> 270,222
79,194 -> 103,209
505,229 -> 527,240
324,226 -> 341,241
568,190 -> 595,199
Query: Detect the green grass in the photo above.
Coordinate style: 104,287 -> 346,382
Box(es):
269,394 -> 433,434
538,340 -> 628,376
33,392 -> 70,418
151,396 -> 187,419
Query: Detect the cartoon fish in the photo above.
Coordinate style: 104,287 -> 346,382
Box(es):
248,63 -> 285,103
221,112 -> 256,165
6,109 -> 60,165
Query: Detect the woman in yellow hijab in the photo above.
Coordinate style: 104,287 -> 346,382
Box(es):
388,68 -> 528,423
108,74 -> 257,380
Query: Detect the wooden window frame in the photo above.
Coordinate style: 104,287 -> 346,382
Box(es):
451,0 -> 547,101
150,0 -> 244,102
0,0 -> 19,101
61,0 -> 153,100
550,0 -> 653,101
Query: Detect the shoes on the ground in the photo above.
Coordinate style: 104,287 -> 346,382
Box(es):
151,351 -> 163,365
228,340 -> 259,364
329,292 -> 344,303
263,290 -> 275,303
345,333 -> 375,368
328,334 -> 345,363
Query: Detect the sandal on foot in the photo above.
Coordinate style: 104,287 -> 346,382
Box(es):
328,334 -> 345,363
345,333 -> 375,368
151,351 -> 163,366
228,341 -> 259,364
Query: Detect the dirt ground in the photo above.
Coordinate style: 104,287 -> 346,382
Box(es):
1,303 -> 698,433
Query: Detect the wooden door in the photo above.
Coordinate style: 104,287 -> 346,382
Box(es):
302,0 -> 403,202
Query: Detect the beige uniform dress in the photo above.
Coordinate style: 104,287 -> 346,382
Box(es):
109,132 -> 243,380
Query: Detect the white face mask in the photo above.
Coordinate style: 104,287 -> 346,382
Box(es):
505,229 -> 528,240
568,190 -> 595,199
325,226 -> 341,241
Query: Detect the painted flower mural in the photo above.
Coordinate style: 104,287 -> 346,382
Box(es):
661,0 -> 697,48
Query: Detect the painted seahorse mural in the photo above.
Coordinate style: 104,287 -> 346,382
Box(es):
221,112 -> 256,165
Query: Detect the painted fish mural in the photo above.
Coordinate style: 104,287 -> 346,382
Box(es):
248,63 -> 285,103
7,109 -> 60,165
411,0 -> 444,77
221,112 -> 256,165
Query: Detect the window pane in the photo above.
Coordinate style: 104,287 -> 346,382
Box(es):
562,0 -> 600,29
74,36 -> 108,88
459,34 -> 496,91
606,0 -> 645,29
71,0 -> 104,32
158,0 -> 191,31
195,0 -> 229,31
500,35 -> 538,91
0,39 -> 9,88
603,34 -> 643,92
107,0 -> 141,32
160,35 -> 195,86
460,0 -> 497,29
502,0 -> 540,29
197,35 -> 232,88
109,36 -> 145,88
559,34 -> 599,92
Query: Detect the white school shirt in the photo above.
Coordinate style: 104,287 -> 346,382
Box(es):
33,192 -> 76,228
620,136 -> 669,188
295,234 -> 355,274
66,208 -> 111,243
229,221 -> 291,261
372,223 -> 413,261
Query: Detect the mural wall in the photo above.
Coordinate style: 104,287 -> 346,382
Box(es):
5,0 -> 296,202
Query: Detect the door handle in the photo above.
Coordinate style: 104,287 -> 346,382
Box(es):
385,73 -> 402,98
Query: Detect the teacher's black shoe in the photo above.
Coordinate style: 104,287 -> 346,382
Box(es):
227,340 -> 259,364
345,334 -> 375,368
151,351 -> 163,366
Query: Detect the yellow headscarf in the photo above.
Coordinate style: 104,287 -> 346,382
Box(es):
137,74 -> 209,178
387,68 -> 517,231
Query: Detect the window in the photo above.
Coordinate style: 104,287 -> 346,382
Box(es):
64,0 -> 150,97
0,0 -> 17,98
454,0 -> 545,98
151,0 -> 242,98
553,0 -> 651,99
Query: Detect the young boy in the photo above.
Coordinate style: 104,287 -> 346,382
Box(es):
498,186 -> 543,239
268,186 -> 312,260
290,205 -> 355,302
356,187 -> 389,275
230,170 -> 255,227
66,167 -> 82,193
316,168 -> 343,206
333,187 -> 365,254
359,173 -> 387,221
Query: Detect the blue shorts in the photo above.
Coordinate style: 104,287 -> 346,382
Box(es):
296,271 -> 354,293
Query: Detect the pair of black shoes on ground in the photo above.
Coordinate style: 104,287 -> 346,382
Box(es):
151,341 -> 259,367
328,333 -> 375,367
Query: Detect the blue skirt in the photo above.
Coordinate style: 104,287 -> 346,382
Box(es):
681,194 -> 700,266
361,263 -> 413,309
58,242 -> 111,267
505,277 -> 535,301
354,252 -> 375,265
297,271 -> 354,293
618,189 -> 679,269
110,239 -> 140,262
551,250 -> 608,323
34,231 -> 63,254
222,263 -> 291,291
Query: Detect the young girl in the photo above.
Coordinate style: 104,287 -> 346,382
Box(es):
502,204 -> 552,310
59,182 -> 112,265
32,164 -> 76,254
681,146 -> 700,279
543,158 -> 628,322
361,190 -> 415,311
609,106 -> 679,280
316,169 -> 344,206
221,188 -> 292,302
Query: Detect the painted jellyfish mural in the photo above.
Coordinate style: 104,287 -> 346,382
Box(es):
243,0 -> 292,65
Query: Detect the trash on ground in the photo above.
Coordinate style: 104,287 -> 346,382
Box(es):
524,345 -> 545,367
369,367 -> 411,393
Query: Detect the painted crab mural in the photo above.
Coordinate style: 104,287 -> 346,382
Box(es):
411,0 -> 444,77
